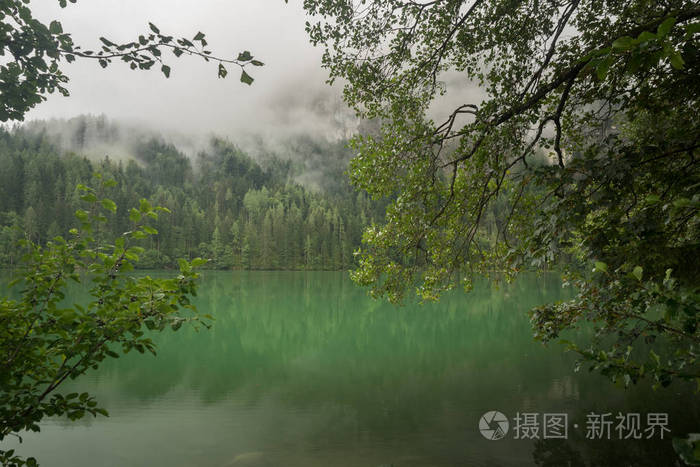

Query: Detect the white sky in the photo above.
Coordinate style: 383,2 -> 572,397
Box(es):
26,0 -> 342,139
25,0 -> 486,146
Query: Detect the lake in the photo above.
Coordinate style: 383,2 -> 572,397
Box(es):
2,271 -> 698,466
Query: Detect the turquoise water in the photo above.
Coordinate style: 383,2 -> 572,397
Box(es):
2,271 -> 698,466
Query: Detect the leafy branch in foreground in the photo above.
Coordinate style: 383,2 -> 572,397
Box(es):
0,0 -> 264,121
532,266 -> 699,390
303,0 -> 699,388
0,175 -> 209,466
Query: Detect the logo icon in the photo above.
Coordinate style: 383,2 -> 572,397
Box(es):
479,411 -> 509,440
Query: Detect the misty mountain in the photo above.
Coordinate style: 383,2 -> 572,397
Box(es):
0,118 -> 386,270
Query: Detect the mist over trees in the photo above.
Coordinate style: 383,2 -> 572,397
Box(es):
0,116 -> 386,270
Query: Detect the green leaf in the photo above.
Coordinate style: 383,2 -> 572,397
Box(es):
250,60 -> 264,66
178,258 -> 191,272
193,31 -> 205,41
596,55 -> 613,80
124,251 -> 139,261
139,198 -> 151,213
669,51 -> 685,70
612,36 -> 634,50
101,199 -> 117,213
628,54 -> 643,74
218,63 -> 227,79
75,209 -> 89,222
129,208 -> 141,222
240,69 -> 254,85
149,22 -> 160,34
685,23 -> 700,37
128,246 -> 145,255
161,64 -> 171,78
80,192 -> 97,203
594,261 -> 608,273
237,50 -> 253,61
191,257 -> 209,267
637,31 -> 657,42
672,434 -> 700,466
650,349 -> 661,366
673,197 -> 691,208
99,37 -> 116,47
49,21 -> 63,34
632,266 -> 643,281
657,17 -> 676,38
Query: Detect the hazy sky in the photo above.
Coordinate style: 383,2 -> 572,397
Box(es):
27,1 -> 344,139
25,1 -> 486,146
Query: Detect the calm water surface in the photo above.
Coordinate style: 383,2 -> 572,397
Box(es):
2,271 -> 698,466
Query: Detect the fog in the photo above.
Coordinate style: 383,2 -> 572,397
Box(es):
25,0 -> 346,140
22,0 -> 484,159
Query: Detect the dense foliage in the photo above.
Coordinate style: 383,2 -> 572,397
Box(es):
0,178 -> 207,466
0,119 -> 385,271
303,0 -> 700,388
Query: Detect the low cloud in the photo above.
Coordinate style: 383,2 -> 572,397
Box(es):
25,0 -> 347,143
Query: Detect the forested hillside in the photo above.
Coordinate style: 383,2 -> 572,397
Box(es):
0,118 -> 385,270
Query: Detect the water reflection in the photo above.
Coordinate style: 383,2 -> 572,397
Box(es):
1,271 -> 697,466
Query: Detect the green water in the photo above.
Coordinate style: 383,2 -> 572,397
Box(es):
2,271 -> 698,466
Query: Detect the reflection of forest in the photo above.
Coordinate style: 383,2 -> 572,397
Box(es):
90,272 -> 574,404
5,271 -> 698,466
